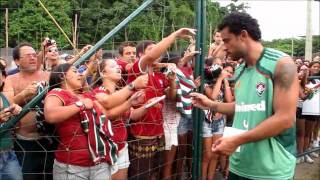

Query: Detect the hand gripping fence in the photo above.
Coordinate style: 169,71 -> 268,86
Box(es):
9,0 -> 155,126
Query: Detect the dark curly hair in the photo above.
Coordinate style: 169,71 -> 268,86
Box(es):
218,12 -> 261,41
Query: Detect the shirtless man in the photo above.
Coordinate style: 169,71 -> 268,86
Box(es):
3,43 -> 53,180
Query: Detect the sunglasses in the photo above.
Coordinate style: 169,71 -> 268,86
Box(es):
48,48 -> 58,53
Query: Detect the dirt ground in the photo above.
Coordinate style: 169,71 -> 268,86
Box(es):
295,156 -> 320,180
212,155 -> 320,180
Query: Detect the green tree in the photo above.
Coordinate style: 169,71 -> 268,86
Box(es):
262,35 -> 320,58
1,0 -> 248,51
4,0 -> 72,49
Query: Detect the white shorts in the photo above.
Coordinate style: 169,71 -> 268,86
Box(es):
53,159 -> 111,180
163,123 -> 179,150
111,143 -> 130,174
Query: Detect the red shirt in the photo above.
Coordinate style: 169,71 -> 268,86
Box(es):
46,89 -> 109,166
93,87 -> 128,151
116,59 -> 129,74
127,60 -> 168,137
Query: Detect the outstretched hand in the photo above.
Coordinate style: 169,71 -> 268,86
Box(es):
173,28 -> 196,39
190,92 -> 213,110
212,136 -> 242,156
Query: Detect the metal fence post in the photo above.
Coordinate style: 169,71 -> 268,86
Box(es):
192,0 -> 206,179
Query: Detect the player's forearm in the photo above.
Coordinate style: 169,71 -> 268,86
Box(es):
237,112 -> 295,145
210,102 -> 235,116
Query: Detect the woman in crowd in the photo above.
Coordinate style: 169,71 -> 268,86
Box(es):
201,61 -> 234,180
44,62 -> 147,180
296,64 -> 312,163
44,63 -> 113,179
308,61 -> 320,151
92,58 -> 148,180
303,61 -> 320,163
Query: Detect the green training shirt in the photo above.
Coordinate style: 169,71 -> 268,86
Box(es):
230,48 -> 296,180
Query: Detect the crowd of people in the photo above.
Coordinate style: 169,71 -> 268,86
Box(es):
0,12 -> 319,180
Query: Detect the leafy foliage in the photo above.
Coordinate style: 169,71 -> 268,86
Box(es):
1,0 -> 247,51
262,36 -> 320,58
1,0 -> 72,49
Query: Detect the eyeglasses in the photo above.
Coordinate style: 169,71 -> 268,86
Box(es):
48,48 -> 58,53
20,53 -> 37,59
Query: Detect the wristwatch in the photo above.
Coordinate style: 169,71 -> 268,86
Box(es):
75,101 -> 86,111
127,82 -> 135,91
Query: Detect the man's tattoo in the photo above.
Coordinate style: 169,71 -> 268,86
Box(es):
275,62 -> 297,90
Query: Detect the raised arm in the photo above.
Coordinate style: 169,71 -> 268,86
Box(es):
139,28 -> 196,71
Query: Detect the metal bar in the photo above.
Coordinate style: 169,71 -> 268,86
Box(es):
297,147 -> 320,157
74,0 -> 154,66
192,0 -> 206,179
10,0 -> 154,124
307,76 -> 320,80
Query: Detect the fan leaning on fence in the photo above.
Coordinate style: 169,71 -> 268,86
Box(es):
43,61 -> 148,180
3,43 -> 54,180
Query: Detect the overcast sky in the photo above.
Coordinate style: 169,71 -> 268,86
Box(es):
215,0 -> 320,41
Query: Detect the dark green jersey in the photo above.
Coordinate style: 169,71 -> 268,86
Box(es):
230,48 -> 296,179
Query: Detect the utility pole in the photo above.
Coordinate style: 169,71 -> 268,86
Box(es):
291,37 -> 294,57
5,8 -> 9,61
305,0 -> 313,61
73,14 -> 78,51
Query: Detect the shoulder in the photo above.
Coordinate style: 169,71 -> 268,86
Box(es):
93,86 -> 109,94
6,73 -> 19,81
257,48 -> 291,79
46,88 -> 68,105
264,48 -> 288,58
274,57 -> 297,89
47,88 -> 71,98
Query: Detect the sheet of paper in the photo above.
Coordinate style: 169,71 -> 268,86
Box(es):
223,127 -> 247,152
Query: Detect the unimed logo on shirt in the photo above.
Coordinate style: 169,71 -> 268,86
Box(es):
235,100 -> 266,112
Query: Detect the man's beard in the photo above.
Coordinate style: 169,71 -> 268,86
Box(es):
229,51 -> 244,61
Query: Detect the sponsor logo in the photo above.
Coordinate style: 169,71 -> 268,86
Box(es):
256,82 -> 266,96
236,100 -> 266,112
